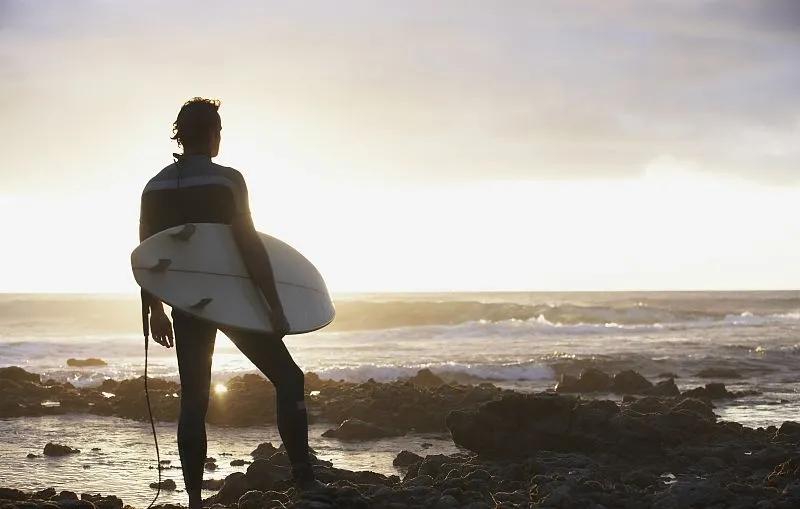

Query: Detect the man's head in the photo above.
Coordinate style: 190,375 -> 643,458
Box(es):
171,97 -> 222,157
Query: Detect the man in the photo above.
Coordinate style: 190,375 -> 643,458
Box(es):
139,98 -> 319,508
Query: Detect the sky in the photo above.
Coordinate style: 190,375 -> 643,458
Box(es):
0,0 -> 798,293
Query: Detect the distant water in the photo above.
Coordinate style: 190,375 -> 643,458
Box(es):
1,291 -> 799,506
1,292 -> 799,398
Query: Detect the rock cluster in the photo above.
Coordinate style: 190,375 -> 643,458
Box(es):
554,368 -> 757,400
0,366 -> 506,434
0,488 -> 123,509
5,391 -> 800,508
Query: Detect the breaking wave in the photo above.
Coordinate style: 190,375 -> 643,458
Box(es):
328,300 -> 800,332
312,361 -> 555,383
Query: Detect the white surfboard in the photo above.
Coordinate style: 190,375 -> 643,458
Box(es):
131,223 -> 335,334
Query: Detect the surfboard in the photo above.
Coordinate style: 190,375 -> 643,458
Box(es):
131,223 -> 335,334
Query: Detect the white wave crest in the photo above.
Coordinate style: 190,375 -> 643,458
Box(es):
312,362 -> 554,383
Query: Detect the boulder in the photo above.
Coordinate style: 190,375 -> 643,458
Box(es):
611,370 -> 653,394
0,366 -> 39,383
237,490 -> 289,509
774,421 -> 800,440
322,419 -> 404,440
44,443 -> 80,456
645,378 -> 680,397
66,359 -> 107,367
79,493 -> 123,509
216,472 -> 251,504
148,479 -> 176,490
682,383 -> 735,400
393,450 -> 423,467
245,459 -> 279,491
251,442 -> 281,460
555,369 -> 613,393
408,369 -> 445,388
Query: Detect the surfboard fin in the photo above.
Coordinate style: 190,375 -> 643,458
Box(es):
170,223 -> 196,241
149,259 -> 172,272
189,297 -> 213,310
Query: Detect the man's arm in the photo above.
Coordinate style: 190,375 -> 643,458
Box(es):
139,195 -> 173,347
230,175 -> 290,334
138,210 -> 166,315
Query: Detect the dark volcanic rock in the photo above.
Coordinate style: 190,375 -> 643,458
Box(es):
43,443 -> 80,456
578,368 -> 613,392
0,488 -> 26,500
611,370 -> 653,394
322,418 -> 404,440
393,450 -> 423,467
238,490 -> 289,509
66,358 -> 107,367
0,366 -> 40,383
774,421 -> 800,440
446,392 -> 735,459
554,373 -> 580,392
766,457 -> 800,488
216,472 -> 252,504
148,479 -> 176,490
556,368 -> 612,393
5,424 -> 799,509
0,367 -> 508,431
80,493 -> 123,509
251,442 -> 281,460
407,368 -> 445,388
446,393 -> 581,457
682,382 -> 736,400
644,378 -> 681,397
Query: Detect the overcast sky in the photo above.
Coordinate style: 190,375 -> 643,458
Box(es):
1,1 -> 798,292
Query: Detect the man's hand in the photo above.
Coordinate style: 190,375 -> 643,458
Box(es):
150,309 -> 174,348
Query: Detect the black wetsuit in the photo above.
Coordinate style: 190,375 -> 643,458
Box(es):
139,154 -> 312,491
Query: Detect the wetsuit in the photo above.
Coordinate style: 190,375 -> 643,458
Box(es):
139,154 -> 313,492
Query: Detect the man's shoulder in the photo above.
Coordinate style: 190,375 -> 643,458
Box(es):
210,161 -> 244,183
142,163 -> 178,192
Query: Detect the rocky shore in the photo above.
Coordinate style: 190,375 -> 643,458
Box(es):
2,365 -> 800,507
0,366 -> 507,434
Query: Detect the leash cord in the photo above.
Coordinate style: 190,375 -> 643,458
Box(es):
144,333 -> 161,509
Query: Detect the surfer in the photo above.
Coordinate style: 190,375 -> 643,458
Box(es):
139,98 -> 321,507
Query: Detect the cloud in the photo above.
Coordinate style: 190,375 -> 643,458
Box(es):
0,0 -> 798,187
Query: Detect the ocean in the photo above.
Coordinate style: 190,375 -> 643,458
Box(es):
1,291 -> 799,505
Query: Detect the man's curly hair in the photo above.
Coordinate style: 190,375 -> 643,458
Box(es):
171,97 -> 221,149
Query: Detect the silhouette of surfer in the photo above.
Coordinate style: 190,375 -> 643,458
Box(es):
139,98 -> 322,508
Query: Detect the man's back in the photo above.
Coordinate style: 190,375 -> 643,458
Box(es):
139,154 -> 249,241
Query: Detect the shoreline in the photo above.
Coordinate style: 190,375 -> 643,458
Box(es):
2,365 -> 800,507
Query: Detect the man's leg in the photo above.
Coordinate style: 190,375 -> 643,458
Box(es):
173,310 -> 217,506
223,329 -> 314,482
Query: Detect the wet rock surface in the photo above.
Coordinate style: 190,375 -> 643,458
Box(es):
43,443 -> 80,456
66,358 -> 108,367
6,433 -> 800,509
3,367 -> 799,508
0,367 -> 506,433
322,418 -> 404,440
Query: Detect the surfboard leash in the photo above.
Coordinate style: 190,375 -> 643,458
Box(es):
142,302 -> 162,509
